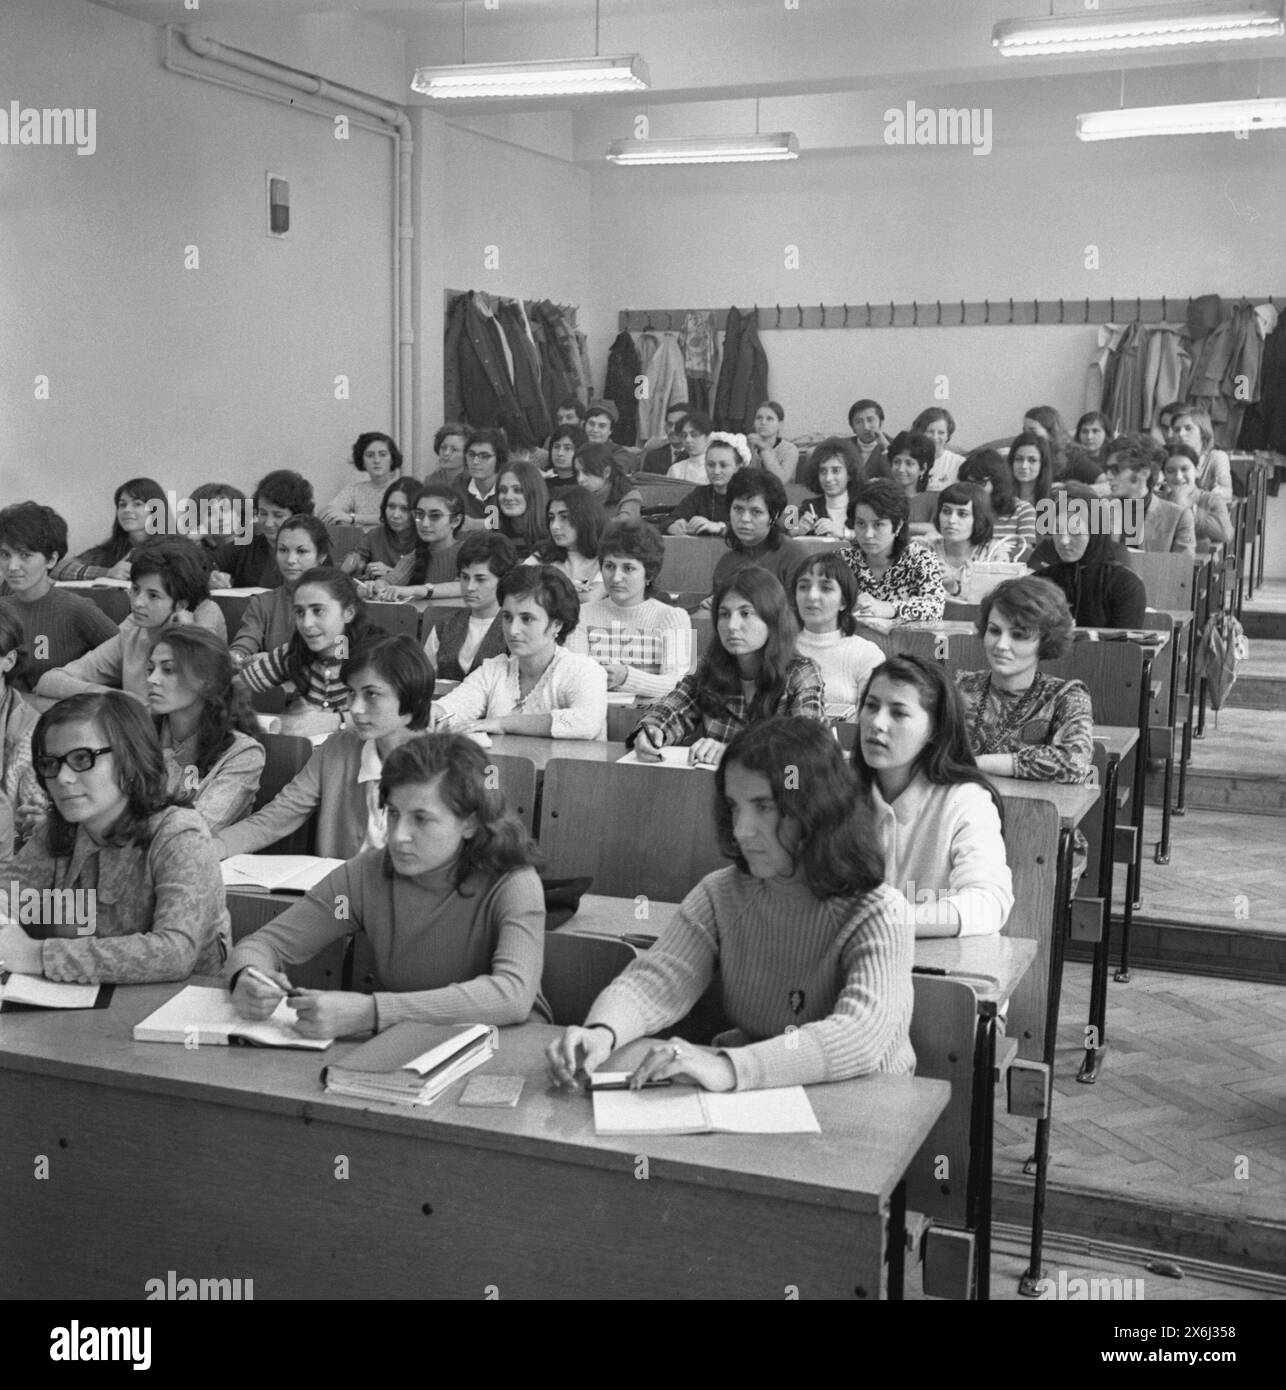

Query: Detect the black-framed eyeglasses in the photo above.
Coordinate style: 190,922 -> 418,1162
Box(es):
35,746 -> 113,779
466,450 -> 496,462
414,509 -> 453,522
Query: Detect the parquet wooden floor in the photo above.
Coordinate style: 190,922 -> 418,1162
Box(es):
995,963 -> 1286,1237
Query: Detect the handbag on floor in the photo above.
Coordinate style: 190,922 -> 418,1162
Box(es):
1197,611 -> 1249,711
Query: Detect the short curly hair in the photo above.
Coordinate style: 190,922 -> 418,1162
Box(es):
978,574 -> 1075,660
497,563 -> 580,644
597,516 -> 665,591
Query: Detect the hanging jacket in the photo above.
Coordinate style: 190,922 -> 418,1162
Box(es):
713,307 -> 768,432
528,301 -> 579,419
636,331 -> 688,441
1141,326 -> 1190,434
604,331 -> 642,445
444,292 -> 469,424
453,292 -> 528,443
495,299 -> 551,446
1238,317 -> 1286,452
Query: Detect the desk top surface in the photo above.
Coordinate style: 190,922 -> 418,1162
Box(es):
0,981 -> 946,1214
489,736 -> 627,771
989,776 -> 1099,827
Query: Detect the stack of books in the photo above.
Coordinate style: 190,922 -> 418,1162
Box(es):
322,1022 -> 496,1107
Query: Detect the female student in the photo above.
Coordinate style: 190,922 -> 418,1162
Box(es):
213,470 -> 315,590
852,655 -> 1014,938
0,691 -> 230,983
229,514 -> 334,668
793,437 -> 863,540
667,410 -> 713,483
424,532 -> 517,681
374,482 -> 466,601
790,552 -> 883,714
456,428 -> 505,526
1023,405 -> 1105,487
1170,405 -> 1234,500
1075,411 -> 1112,468
1159,443 -> 1234,546
57,477 -> 168,581
431,565 -> 608,741
633,568 -> 825,766
566,518 -> 693,698
36,539 -> 227,703
495,461 -> 550,561
431,422 -> 468,487
838,480 -> 946,623
710,468 -> 806,594
146,627 -> 265,834
914,407 -> 965,492
1028,483 -> 1148,629
749,401 -> 800,482
321,431 -> 403,528
543,424 -> 586,496
664,433 -> 748,536
0,502 -> 117,688
0,609 -> 42,845
1008,431 -> 1053,514
342,477 -> 422,581
236,568 -> 380,730
954,575 -> 1094,783
546,716 -> 914,1091
228,732 -> 545,1038
885,431 -> 939,535
958,449 -> 1037,558
186,481 -> 245,587
218,634 -> 433,860
534,486 -> 607,602
931,483 -> 1025,599
574,443 -> 643,522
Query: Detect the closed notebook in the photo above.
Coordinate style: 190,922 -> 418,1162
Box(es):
132,984 -> 332,1050
221,855 -> 346,893
592,1083 -> 820,1137
323,1021 -> 496,1107
0,973 -> 112,1011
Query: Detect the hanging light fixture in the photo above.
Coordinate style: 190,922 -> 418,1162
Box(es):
1077,94 -> 1286,137
606,98 -> 799,166
412,1 -> 649,99
994,2 -> 1283,57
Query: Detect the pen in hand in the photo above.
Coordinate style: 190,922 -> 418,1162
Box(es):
243,966 -> 299,998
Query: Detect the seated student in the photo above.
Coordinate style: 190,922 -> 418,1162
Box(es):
1075,411 -> 1112,469
321,431 -> 404,529
1008,431 -> 1053,518
431,565 -> 607,740
793,436 -> 864,540
641,401 -> 691,475
546,716 -> 914,1092
1024,405 -> 1107,490
1105,433 -> 1196,555
664,433 -> 749,536
838,480 -> 946,623
186,482 -> 246,588
552,396 -> 587,431
373,483 -> 466,601
454,428 -> 504,528
931,482 -> 1026,599
430,422 -> 468,488
543,424 -> 586,497
236,568 -> 381,732
424,533 -> 517,681
1159,442 -> 1233,547
0,691 -> 230,982
574,443 -> 643,522
959,449 -> 1037,559
748,401 -> 800,482
789,552 -> 883,715
228,731 -> 545,1037
218,634 -> 432,859
666,410 -> 714,483
56,477 -> 168,581
213,470 -> 315,589
0,609 -> 43,845
583,401 -> 636,475
915,407 -> 965,491
532,486 -> 607,603
36,539 -> 227,703
566,518 -> 693,698
954,576 -> 1094,783
632,568 -> 825,766
848,398 -> 890,476
1170,405 -> 1234,501
886,431 -> 939,536
495,461 -> 550,561
229,514 -> 333,669
1155,398 -> 1184,448
341,477 -> 422,581
0,502 -> 117,688
1027,483 -> 1148,629
710,468 -> 809,595
852,655 -> 1014,938
146,627 -> 265,834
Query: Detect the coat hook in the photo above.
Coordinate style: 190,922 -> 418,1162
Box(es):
775,304 -> 782,329
1110,296 -> 1115,320
936,300 -> 942,326
912,300 -> 919,326
984,299 -> 990,325
797,304 -> 804,329
889,300 -> 895,327
1008,298 -> 1014,325
865,301 -> 872,327
1033,299 -> 1040,324
843,303 -> 850,327
819,303 -> 826,328
959,299 -> 966,326
1136,296 -> 1142,321
1057,298 -> 1063,324
1161,295 -> 1167,319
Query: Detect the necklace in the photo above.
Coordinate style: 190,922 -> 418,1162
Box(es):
967,673 -> 1049,753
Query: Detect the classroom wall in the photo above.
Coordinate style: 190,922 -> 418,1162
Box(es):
0,0 -> 398,554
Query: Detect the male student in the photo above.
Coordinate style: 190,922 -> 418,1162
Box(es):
848,399 -> 891,477
1105,434 -> 1196,556
641,402 -> 691,475
584,402 -> 637,474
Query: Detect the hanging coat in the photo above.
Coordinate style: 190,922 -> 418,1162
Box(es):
528,301 -> 578,419
713,307 -> 769,433
456,292 -> 528,444
496,299 -> 551,446
604,331 -> 642,445
1238,317 -> 1286,453
636,331 -> 688,441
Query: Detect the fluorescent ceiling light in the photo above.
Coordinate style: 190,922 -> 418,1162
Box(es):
1077,94 -> 1286,137
605,133 -> 800,165
412,54 -> 649,99
994,3 -> 1283,56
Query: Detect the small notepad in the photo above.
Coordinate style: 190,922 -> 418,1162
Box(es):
458,1074 -> 524,1108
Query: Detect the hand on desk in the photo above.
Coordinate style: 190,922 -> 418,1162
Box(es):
290,989 -> 377,1039
546,1025 -> 615,1089
0,920 -> 43,974
628,1038 -> 736,1092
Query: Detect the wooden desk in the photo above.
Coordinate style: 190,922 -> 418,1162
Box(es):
487,735 -> 625,775
0,989 -> 947,1301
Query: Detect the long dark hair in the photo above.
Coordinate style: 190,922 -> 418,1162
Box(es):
82,478 -> 168,567
850,654 -> 1003,820
1008,431 -> 1053,504
959,449 -> 1017,519
376,476 -> 423,553
538,485 -> 606,564
33,691 -> 176,857
408,482 -> 464,586
575,443 -> 632,507
700,569 -> 799,719
496,461 -> 550,556
378,733 -> 542,892
716,717 -> 884,899
149,628 -> 262,777
284,568 -> 380,694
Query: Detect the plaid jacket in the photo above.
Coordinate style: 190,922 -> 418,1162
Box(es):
637,656 -> 826,747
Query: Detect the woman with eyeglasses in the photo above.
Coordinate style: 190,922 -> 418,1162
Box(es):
371,482 -> 466,602
0,691 -> 230,983
341,478 -> 423,581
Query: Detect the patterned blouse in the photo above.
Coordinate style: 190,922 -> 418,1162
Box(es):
637,656 -> 826,748
955,669 -> 1095,783
238,642 -> 351,714
838,544 -> 946,623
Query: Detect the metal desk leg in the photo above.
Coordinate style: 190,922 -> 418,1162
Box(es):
1155,628 -> 1182,864
1080,756 -> 1118,1084
888,1178 -> 907,1301
976,1007 -> 996,1301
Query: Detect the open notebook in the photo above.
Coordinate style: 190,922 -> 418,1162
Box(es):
133,984 -> 332,1050
221,855 -> 346,893
0,973 -> 109,1011
591,1082 -> 819,1136
617,747 -> 717,770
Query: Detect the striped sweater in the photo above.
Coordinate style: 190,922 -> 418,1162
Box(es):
585,868 -> 915,1090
